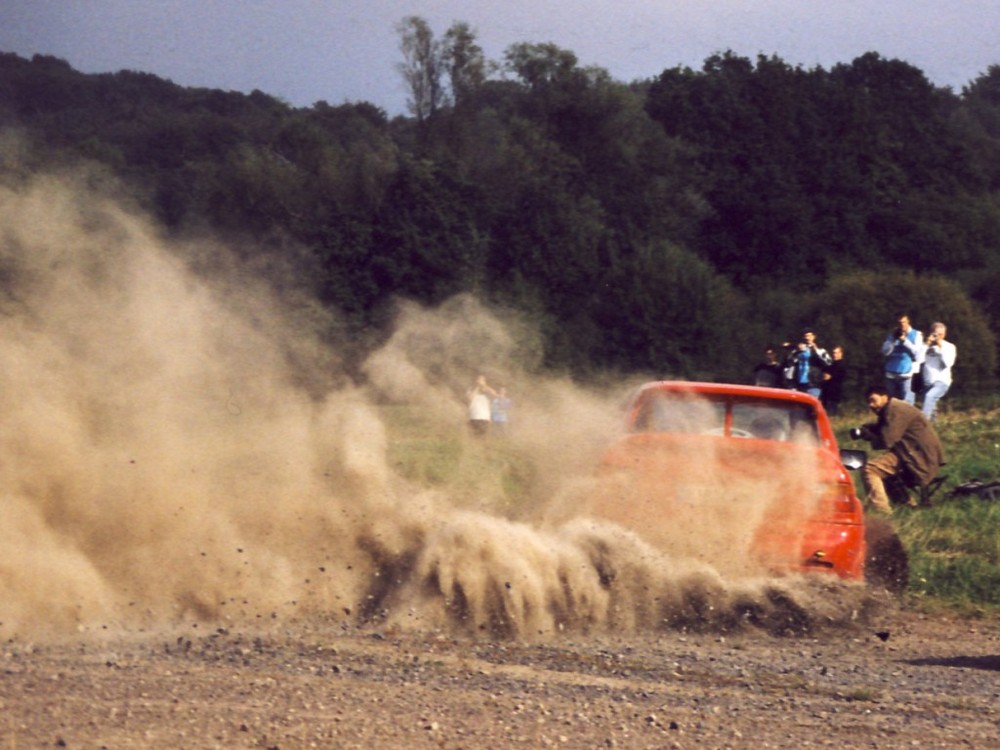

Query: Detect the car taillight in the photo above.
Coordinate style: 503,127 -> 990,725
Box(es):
817,482 -> 861,519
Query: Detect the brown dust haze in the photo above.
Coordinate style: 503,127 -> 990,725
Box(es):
0,174 -> 875,642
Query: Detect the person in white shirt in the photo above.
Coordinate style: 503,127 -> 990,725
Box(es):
467,374 -> 496,435
920,322 -> 957,421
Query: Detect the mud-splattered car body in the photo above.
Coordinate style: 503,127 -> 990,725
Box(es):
593,381 -> 866,581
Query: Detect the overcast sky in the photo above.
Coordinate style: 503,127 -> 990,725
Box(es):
2,2 -> 998,115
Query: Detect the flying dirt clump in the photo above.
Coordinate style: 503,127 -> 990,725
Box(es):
0,173 -> 880,642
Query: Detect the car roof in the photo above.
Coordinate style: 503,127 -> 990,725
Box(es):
631,381 -> 822,407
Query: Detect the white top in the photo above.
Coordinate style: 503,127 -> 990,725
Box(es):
468,391 -> 491,420
922,339 -> 957,386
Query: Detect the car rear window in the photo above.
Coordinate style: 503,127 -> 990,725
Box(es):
632,393 -> 818,443
633,393 -> 726,433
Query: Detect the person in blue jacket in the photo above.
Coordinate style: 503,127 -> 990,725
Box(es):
785,326 -> 831,398
881,313 -> 924,405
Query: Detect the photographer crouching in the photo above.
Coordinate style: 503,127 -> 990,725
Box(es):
851,384 -> 945,514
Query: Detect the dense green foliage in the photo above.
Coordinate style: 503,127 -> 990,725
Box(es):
1,34 -> 998,392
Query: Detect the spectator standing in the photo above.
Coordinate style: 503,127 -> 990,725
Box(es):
821,345 -> 847,416
785,327 -> 831,398
490,386 -> 513,435
881,313 -> 924,405
752,346 -> 785,388
855,384 -> 945,514
920,322 -> 956,421
467,374 -> 495,436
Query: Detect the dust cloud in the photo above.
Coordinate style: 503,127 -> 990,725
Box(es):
0,173 -> 875,643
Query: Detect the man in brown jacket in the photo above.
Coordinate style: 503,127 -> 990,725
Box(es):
857,384 -> 945,514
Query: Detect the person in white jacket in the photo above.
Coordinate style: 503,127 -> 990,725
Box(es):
920,322 -> 957,421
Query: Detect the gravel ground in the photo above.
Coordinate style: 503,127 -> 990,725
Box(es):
3,609 -> 999,749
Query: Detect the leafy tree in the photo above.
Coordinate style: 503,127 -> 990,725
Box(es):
504,43 -> 582,92
441,22 -> 486,109
594,240 -> 747,379
955,66 -> 1000,193
644,52 -> 992,287
370,155 -> 486,305
646,53 -> 829,284
396,16 -> 446,122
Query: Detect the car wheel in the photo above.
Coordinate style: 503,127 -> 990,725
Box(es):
864,516 -> 909,595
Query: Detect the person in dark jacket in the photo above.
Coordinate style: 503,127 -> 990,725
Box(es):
821,345 -> 847,415
856,384 -> 945,514
752,346 -> 785,388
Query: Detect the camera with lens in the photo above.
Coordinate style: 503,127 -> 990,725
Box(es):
849,427 -> 865,440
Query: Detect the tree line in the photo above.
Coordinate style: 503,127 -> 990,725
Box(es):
0,22 -> 998,397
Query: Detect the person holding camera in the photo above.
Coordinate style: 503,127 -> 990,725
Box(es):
881,313 -> 924,405
784,326 -> 831,398
852,384 -> 944,514
920,322 -> 956,421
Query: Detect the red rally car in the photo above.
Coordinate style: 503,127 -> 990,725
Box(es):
590,381 -> 905,589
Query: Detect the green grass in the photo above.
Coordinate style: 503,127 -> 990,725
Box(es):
832,399 -> 1000,615
896,498 -> 1000,611
382,405 -> 538,517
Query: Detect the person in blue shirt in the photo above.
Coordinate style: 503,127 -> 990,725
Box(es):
881,313 -> 924,406
490,386 -> 513,436
785,327 -> 831,399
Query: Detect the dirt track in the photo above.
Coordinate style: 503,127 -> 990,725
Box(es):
3,611 -> 998,749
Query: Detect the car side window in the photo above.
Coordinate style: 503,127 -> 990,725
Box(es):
732,402 -> 818,442
734,404 -> 789,440
789,408 -> 819,444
